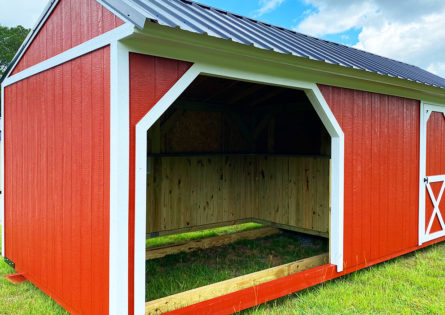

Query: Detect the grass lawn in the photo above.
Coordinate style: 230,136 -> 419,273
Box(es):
146,229 -> 328,301
146,222 -> 264,248
0,222 -> 444,314
244,242 -> 445,314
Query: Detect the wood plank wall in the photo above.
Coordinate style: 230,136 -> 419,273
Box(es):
4,47 -> 110,314
11,0 -> 124,75
146,156 -> 329,234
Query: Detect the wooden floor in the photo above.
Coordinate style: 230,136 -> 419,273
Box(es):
146,226 -> 281,260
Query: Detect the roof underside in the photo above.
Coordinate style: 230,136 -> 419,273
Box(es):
104,0 -> 445,89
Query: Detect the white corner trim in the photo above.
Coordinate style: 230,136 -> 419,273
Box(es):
1,83 -> 4,257
133,61 -> 345,313
109,41 -> 130,315
3,23 -> 134,87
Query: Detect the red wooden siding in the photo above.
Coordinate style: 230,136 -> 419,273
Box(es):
11,0 -> 123,76
319,85 -> 420,270
129,53 -> 192,315
425,112 -> 445,233
4,47 -> 110,315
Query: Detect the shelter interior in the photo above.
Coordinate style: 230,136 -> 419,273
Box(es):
144,75 -> 332,310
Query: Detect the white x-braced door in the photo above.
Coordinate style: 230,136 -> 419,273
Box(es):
419,103 -> 445,245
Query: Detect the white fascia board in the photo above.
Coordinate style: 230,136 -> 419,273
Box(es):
3,23 -> 135,87
109,41 -> 130,315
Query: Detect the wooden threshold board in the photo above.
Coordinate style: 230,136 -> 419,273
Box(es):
146,226 -> 281,260
145,253 -> 329,314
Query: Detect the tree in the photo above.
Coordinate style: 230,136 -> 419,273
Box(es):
0,25 -> 30,77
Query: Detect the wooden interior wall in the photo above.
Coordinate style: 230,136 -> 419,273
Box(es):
146,156 -> 329,234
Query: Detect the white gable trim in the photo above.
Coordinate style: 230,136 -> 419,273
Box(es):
2,0 -> 136,82
3,24 -> 134,87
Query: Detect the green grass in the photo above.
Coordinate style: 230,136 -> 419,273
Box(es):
1,221 -> 444,314
146,222 -> 263,248
243,242 -> 445,314
0,225 -> 68,315
146,231 -> 328,301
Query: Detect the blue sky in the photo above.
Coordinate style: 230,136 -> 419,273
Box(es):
1,0 -> 445,78
194,0 -> 361,46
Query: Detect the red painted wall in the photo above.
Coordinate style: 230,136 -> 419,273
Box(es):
319,85 -> 421,270
11,0 -> 123,76
162,85 -> 445,314
4,47 -> 110,315
129,53 -> 192,315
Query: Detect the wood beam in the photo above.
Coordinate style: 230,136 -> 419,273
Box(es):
150,121 -> 161,154
252,218 -> 329,238
173,100 -> 226,112
145,253 -> 329,314
160,109 -> 186,134
146,227 -> 280,260
226,84 -> 263,105
146,218 -> 253,239
172,100 -> 312,114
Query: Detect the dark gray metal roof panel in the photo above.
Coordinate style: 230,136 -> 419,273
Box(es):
117,0 -> 445,89
2,0 -> 445,91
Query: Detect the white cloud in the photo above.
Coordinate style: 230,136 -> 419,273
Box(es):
294,0 -> 445,78
0,0 -> 49,28
254,0 -> 285,17
428,63 -> 445,77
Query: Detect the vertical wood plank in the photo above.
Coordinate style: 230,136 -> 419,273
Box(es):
11,0 -> 124,75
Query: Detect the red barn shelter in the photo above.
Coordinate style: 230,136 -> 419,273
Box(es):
1,0 -> 445,314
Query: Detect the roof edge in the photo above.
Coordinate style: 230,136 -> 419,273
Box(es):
129,23 -> 445,104
0,0 -> 59,84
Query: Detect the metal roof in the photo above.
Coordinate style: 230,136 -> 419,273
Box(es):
105,0 -> 445,89
2,0 -> 445,90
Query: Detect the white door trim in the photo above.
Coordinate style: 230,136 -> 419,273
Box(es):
132,60 -> 344,315
419,102 -> 445,245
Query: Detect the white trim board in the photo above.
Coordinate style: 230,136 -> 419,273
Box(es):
419,102 -> 445,245
132,59 -> 345,314
2,0 -> 61,80
2,0 -> 137,81
109,41 -> 130,315
3,24 -> 134,87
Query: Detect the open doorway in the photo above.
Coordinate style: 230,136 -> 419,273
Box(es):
142,75 -> 333,313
